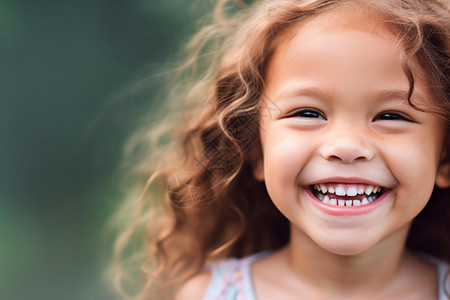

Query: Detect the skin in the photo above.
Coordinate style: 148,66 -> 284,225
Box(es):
251,13 -> 449,300
176,9 -> 450,300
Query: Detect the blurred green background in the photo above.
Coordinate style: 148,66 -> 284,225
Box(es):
0,1 -> 209,299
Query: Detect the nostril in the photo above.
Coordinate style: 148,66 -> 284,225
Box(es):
320,139 -> 375,163
326,154 -> 371,164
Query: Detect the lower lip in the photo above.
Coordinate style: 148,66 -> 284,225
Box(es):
306,188 -> 389,216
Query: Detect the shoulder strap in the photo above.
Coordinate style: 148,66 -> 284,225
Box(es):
420,253 -> 450,300
436,260 -> 450,300
202,252 -> 270,300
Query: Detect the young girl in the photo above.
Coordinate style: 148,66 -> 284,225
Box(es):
113,0 -> 450,299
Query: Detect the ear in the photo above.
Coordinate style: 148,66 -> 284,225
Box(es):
436,148 -> 450,188
250,141 -> 264,181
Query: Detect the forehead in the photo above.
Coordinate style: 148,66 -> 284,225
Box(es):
267,9 -> 404,78
275,4 -> 397,53
263,5 -> 432,109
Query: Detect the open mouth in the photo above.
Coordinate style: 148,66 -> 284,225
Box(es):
310,183 -> 384,207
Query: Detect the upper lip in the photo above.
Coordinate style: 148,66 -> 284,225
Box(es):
306,177 -> 385,187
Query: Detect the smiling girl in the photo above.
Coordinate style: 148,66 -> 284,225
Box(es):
114,0 -> 450,299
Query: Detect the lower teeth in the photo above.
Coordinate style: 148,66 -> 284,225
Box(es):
315,192 -> 378,207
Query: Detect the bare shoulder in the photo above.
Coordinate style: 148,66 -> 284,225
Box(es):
175,271 -> 212,300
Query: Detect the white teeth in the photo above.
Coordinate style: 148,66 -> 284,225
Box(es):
320,197 -> 373,207
313,183 -> 383,206
314,184 -> 381,196
317,196 -> 376,207
335,187 -> 346,196
347,187 -> 357,197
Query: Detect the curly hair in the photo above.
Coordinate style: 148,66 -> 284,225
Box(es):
111,0 -> 450,299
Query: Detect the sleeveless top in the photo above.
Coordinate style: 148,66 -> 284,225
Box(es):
202,251 -> 450,300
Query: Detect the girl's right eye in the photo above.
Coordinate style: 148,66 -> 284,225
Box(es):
286,108 -> 327,120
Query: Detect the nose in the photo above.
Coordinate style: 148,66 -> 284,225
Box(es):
319,131 -> 375,164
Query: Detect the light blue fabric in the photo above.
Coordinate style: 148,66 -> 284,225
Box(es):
438,261 -> 450,299
202,251 -> 449,300
202,251 -> 269,300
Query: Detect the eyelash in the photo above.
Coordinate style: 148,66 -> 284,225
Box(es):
372,111 -> 412,122
286,108 -> 327,120
286,109 -> 412,122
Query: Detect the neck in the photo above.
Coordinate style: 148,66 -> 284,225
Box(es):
285,224 -> 411,297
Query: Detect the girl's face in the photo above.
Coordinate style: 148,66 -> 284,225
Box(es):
254,16 -> 449,255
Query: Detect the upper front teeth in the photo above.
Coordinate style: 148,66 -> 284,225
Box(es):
347,187 -> 357,196
335,186 -> 345,196
314,184 -> 381,196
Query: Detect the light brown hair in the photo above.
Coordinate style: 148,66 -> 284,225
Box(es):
112,0 -> 450,298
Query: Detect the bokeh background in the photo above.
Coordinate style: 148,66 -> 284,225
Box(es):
0,1 -> 210,299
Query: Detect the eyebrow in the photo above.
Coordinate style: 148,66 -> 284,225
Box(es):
375,89 -> 409,102
273,87 -> 426,105
375,89 -> 429,107
273,87 -> 334,102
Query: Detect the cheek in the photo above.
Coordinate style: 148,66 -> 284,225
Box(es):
386,134 -> 441,211
262,133 -> 313,189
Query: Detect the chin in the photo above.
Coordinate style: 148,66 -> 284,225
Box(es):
314,236 -> 376,257
326,246 -> 370,256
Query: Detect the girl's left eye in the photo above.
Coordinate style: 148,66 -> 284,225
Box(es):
373,111 -> 412,122
286,108 -> 326,120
